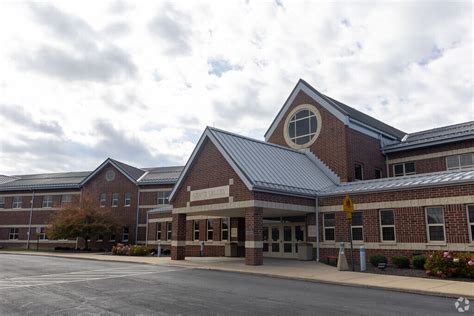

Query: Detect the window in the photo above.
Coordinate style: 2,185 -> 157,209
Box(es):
124,192 -> 131,207
61,195 -> 72,208
287,108 -> 319,146
351,212 -> 364,241
9,228 -> 19,240
110,232 -> 116,242
42,195 -> 53,208
100,193 -> 107,207
468,205 -> 474,242
167,222 -> 172,240
446,153 -> 474,170
0,197 -> 4,208
156,223 -> 162,241
157,191 -> 171,205
112,193 -> 119,207
380,210 -> 395,242
323,213 -> 335,241
122,227 -> 129,242
393,162 -> 416,177
221,218 -> 229,241
97,234 -> 103,241
374,169 -> 383,179
207,220 -> 213,241
38,227 -> 48,240
426,207 -> 445,242
354,163 -> 364,180
193,221 -> 200,241
12,196 -> 22,209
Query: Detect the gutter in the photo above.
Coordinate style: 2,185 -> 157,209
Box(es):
26,190 -> 35,249
135,187 -> 141,243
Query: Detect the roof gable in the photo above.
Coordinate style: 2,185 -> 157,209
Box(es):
81,158 -> 146,185
264,79 -> 405,141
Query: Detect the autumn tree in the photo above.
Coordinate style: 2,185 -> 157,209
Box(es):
48,204 -> 118,250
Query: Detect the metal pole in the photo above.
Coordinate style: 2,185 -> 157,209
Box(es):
26,190 -> 35,250
315,197 -> 320,262
145,211 -> 149,246
349,221 -> 354,271
135,188 -> 140,244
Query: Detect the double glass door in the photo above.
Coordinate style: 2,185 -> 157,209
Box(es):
263,223 -> 305,258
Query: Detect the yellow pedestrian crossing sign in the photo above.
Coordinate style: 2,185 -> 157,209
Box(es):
343,195 -> 354,222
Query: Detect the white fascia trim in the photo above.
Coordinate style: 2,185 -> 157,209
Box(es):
136,171 -> 149,182
265,81 -> 347,141
348,118 -> 399,141
80,158 -> 137,186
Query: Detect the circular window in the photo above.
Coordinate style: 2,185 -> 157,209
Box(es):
105,170 -> 116,182
283,104 -> 322,149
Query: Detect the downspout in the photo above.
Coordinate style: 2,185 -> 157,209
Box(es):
135,187 -> 141,244
315,196 -> 320,262
145,211 -> 149,246
385,154 -> 389,178
26,190 -> 35,250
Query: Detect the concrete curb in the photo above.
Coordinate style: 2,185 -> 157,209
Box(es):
1,251 -> 472,300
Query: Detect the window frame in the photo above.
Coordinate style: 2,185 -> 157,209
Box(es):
351,211 -> 364,241
467,205 -> 474,243
446,153 -> 474,170
100,193 -> 107,207
12,196 -> 22,209
221,218 -> 229,241
167,222 -> 172,241
0,196 -> 5,208
9,227 -> 19,240
110,232 -> 116,242
374,168 -> 383,179
379,209 -> 396,242
323,213 -> 335,242
156,223 -> 162,241
122,227 -> 129,242
425,206 -> 445,242
354,163 -> 364,181
42,195 -> 53,208
112,193 -> 119,208
60,194 -> 72,208
393,162 -> 416,177
38,227 -> 48,240
157,191 -> 171,205
207,220 -> 213,241
193,220 -> 200,241
124,192 -> 131,207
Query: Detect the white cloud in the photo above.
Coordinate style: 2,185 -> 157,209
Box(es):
0,0 -> 472,174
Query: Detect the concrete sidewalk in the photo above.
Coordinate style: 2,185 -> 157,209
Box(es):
1,251 -> 472,299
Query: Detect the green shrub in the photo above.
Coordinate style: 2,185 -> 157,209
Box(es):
369,255 -> 388,267
392,256 -> 410,269
130,245 -> 151,256
412,255 -> 426,269
112,244 -> 151,256
425,251 -> 474,278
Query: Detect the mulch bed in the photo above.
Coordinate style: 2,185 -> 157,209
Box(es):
358,264 -> 473,282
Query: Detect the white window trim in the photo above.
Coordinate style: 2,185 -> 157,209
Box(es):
221,218 -> 229,241
100,193 -> 107,208
354,163 -> 364,181
42,196 -> 53,208
38,227 -> 48,240
193,221 -> 199,241
425,206 -> 446,243
122,228 -> 129,242
323,213 -> 335,242
157,191 -> 171,205
446,153 -> 474,170
167,222 -> 172,240
60,195 -> 72,208
112,193 -> 119,208
207,220 -> 213,241
156,223 -> 162,241
467,205 -> 474,243
124,193 -> 131,207
12,197 -> 22,209
379,209 -> 396,242
393,162 -> 416,177
351,212 -> 364,242
0,197 -> 4,208
9,228 -> 19,240
283,104 -> 322,150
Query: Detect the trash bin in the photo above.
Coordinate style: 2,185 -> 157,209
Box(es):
225,242 -> 238,257
298,242 -> 313,261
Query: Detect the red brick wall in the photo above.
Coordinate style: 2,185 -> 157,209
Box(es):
266,90 -> 350,181
172,139 -> 253,208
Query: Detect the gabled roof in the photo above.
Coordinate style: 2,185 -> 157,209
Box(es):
81,158 -> 146,185
319,169 -> 474,196
382,121 -> 474,153
0,171 -> 89,191
170,127 -> 339,200
138,166 -> 184,185
0,175 -> 18,185
265,79 -> 406,141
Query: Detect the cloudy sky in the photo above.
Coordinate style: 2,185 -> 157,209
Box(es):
0,0 -> 472,175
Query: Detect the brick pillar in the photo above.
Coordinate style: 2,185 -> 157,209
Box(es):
171,213 -> 186,260
245,207 -> 263,265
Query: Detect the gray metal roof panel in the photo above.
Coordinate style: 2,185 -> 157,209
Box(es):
0,171 -> 89,191
383,121 -> 474,152
209,127 -> 336,196
319,169 -> 474,196
138,166 -> 183,185
0,175 -> 18,184
109,158 -> 146,181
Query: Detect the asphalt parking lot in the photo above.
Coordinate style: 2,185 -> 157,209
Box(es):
0,254 -> 462,315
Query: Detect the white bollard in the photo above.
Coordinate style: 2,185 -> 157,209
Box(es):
360,246 -> 366,272
157,243 -> 161,257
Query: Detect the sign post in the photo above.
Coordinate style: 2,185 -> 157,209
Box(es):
343,195 -> 355,272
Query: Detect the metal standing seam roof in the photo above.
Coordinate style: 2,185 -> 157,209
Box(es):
109,158 -> 147,181
138,166 -> 184,185
382,121 -> 474,152
208,127 -> 337,197
0,171 -> 90,191
0,175 -> 18,184
319,169 -> 474,196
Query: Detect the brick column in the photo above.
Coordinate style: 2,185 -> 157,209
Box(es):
171,213 -> 186,260
245,207 -> 263,265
